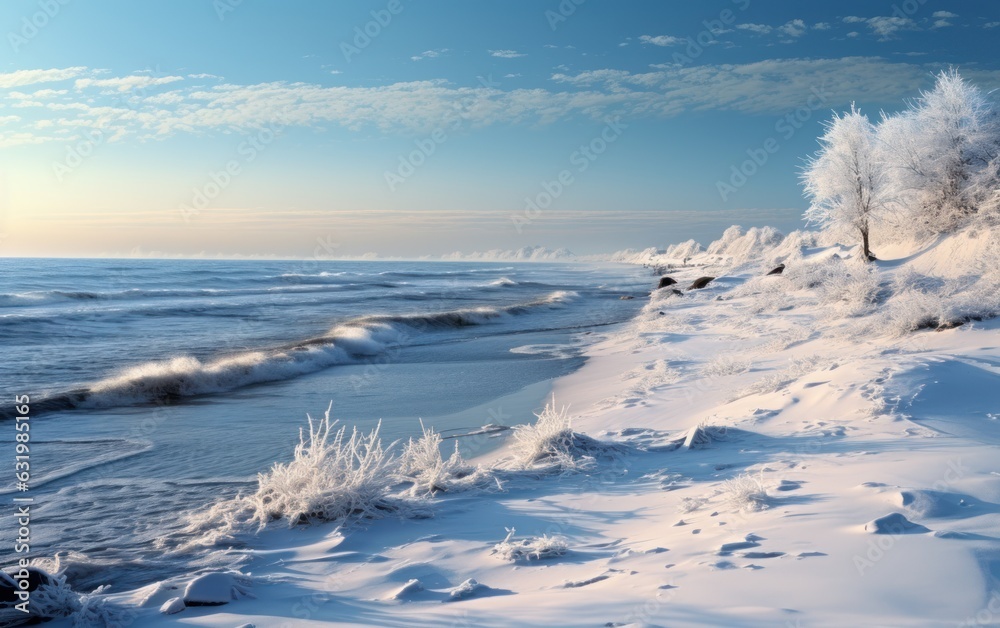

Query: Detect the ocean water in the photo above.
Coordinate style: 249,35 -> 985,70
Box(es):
0,258 -> 651,592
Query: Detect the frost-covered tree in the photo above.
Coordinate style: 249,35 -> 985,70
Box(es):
879,69 -> 1000,234
802,104 -> 888,261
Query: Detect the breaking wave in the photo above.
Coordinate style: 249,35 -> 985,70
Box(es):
8,291 -> 578,419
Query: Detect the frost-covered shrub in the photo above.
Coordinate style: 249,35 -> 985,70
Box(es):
783,254 -> 880,317
399,421 -> 493,495
4,575 -> 127,628
664,239 -> 703,261
705,226 -> 785,267
765,230 -> 819,266
732,276 -> 788,315
491,527 -> 569,562
721,472 -> 769,512
701,354 -> 752,378
818,261 -> 881,317
678,495 -> 709,513
243,403 -> 405,527
621,359 -> 681,394
499,399 -> 623,473
848,260 -> 1000,336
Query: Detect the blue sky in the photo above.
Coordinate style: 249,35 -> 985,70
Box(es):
1,0 -> 998,257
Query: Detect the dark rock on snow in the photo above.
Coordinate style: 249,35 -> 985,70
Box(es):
766,264 -> 785,276
657,276 -> 678,289
688,276 -> 715,290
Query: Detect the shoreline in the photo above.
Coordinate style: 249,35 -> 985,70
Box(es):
20,232 -> 1000,627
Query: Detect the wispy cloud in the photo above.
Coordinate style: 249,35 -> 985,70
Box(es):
778,19 -> 807,38
411,49 -> 449,62
931,10 -> 958,28
74,75 -> 184,92
0,67 -> 87,89
638,34 -> 684,46
843,15 -> 917,40
736,23 -> 772,35
489,49 -> 526,58
736,19 -> 810,41
3,59 -> 999,148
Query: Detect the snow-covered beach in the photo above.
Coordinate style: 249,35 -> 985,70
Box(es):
16,219 -> 998,627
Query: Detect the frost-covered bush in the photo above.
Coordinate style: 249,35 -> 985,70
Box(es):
862,270 -> 1000,336
491,527 -> 569,562
765,230 -> 819,265
499,399 -> 623,473
783,254 -> 880,317
819,260 -> 881,317
705,226 -> 785,267
701,354 -> 752,378
399,421 -> 493,495
243,403 -> 405,527
620,359 -> 681,395
664,239 -> 703,261
721,472 -> 769,512
728,272 -> 795,316
3,574 -> 128,628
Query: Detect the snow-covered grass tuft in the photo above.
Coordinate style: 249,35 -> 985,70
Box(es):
783,254 -> 881,317
499,398 -> 624,473
734,355 -> 827,399
721,472 -> 770,512
755,325 -> 811,354
491,527 -> 569,562
243,403 -> 407,527
701,354 -> 752,378
399,420 -> 494,495
4,574 -> 127,627
854,265 -> 1000,337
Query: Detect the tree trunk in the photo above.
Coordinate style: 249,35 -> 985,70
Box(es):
861,228 -> 875,262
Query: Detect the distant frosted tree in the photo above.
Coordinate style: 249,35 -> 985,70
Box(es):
879,69 -> 1000,234
802,104 -> 888,261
